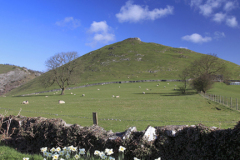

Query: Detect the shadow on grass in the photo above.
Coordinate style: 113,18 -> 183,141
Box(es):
134,89 -> 197,96
14,94 -> 61,97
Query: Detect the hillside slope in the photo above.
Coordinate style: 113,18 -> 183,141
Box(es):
8,38 -> 240,95
0,64 -> 42,95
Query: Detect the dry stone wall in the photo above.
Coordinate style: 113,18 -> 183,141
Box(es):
1,115 -> 240,159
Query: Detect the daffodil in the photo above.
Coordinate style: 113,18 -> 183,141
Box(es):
134,157 -> 140,160
100,154 -> 107,159
79,148 -> 85,155
119,146 -> 126,152
52,153 -> 59,160
43,151 -> 48,157
94,150 -> 100,156
155,158 -> 161,160
106,149 -> 114,155
109,156 -> 115,160
47,152 -> 52,158
105,148 -> 110,153
40,147 -> 47,152
68,145 -> 74,151
59,151 -> 65,156
23,158 -> 29,160
50,147 -> 56,153
71,146 -> 77,152
56,147 -> 61,152
74,154 -> 80,159
60,158 -> 65,160
65,153 -> 70,159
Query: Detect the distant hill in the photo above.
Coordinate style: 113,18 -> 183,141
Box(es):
0,64 -> 42,95
8,38 -> 240,95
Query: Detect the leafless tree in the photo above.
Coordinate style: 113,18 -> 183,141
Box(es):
43,52 -> 78,95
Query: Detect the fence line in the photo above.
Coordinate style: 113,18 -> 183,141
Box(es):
200,92 -> 239,111
0,107 -> 238,124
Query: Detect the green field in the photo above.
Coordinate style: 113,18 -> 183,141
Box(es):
1,81 -> 240,132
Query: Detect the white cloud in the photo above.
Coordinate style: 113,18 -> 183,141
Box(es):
116,0 -> 173,23
213,12 -> 226,22
224,1 -> 237,11
182,33 -> 212,43
214,31 -> 225,39
86,21 -> 115,47
55,17 -> 81,29
190,0 -> 203,7
226,16 -> 238,27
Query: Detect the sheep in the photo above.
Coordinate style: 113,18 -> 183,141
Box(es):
167,83 -> 169,85
74,94 -> 76,95
112,95 -> 115,98
174,88 -> 176,90
45,96 -> 48,97
82,94 -> 85,97
97,89 -> 100,90
146,88 -> 149,90
156,85 -> 159,86
164,86 -> 166,88
58,100 -> 65,104
143,92 -> 145,94
119,86 -> 120,88
22,100 -> 29,104
71,92 -> 73,94
116,96 -> 120,98
139,86 -> 141,88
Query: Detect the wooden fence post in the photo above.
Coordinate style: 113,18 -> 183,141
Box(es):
220,95 -> 221,104
236,98 -> 238,110
230,97 -> 232,108
93,112 -> 98,125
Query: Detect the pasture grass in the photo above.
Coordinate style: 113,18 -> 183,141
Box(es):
1,82 -> 240,132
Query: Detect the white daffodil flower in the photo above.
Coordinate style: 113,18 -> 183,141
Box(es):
65,153 -> 70,159
134,157 -> 140,160
56,147 -> 61,152
100,154 -> 107,159
71,146 -> 77,152
23,158 -> 29,160
106,149 -> 114,155
155,158 -> 161,160
94,150 -> 100,156
68,145 -> 73,150
79,148 -> 85,155
59,151 -> 65,156
105,148 -> 110,153
47,152 -> 52,158
40,147 -> 47,152
43,151 -> 48,157
52,153 -> 59,160
109,156 -> 115,160
119,146 -> 126,152
74,154 -> 80,159
50,147 -> 56,153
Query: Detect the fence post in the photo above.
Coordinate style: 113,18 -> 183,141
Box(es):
220,95 -> 221,104
236,99 -> 238,110
230,97 -> 232,108
93,112 -> 98,125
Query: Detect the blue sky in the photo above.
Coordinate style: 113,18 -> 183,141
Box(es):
0,0 -> 239,72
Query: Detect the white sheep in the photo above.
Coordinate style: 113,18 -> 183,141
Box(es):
143,92 -> 145,94
82,94 -> 85,97
139,86 -> 141,88
58,100 -> 65,104
116,96 -> 120,98
71,92 -> 73,94
119,86 -> 120,88
167,83 -> 169,85
97,89 -> 100,90
112,95 -> 115,98
156,85 -> 159,86
164,86 -> 166,88
22,100 -> 29,104
45,96 -> 48,97
146,88 -> 149,90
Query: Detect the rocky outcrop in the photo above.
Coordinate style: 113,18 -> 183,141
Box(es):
0,67 -> 42,95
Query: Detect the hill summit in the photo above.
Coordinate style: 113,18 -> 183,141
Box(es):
8,38 -> 240,95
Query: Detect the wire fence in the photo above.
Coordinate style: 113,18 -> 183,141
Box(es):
200,92 -> 239,111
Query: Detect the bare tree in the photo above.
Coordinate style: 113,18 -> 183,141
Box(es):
180,54 -> 228,93
43,52 -> 78,95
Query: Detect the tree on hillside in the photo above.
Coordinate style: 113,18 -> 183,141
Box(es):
179,54 -> 228,93
43,52 -> 79,95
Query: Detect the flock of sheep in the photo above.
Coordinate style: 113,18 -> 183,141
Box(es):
21,83 -> 177,105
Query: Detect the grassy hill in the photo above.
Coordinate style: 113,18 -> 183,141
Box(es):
8,38 -> 240,95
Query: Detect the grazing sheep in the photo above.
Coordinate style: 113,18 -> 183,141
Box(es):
116,96 -> 120,98
119,86 -> 120,88
97,89 -> 100,90
174,85 -> 177,87
112,95 -> 115,97
139,86 -> 141,88
82,94 -> 85,97
45,96 -> 48,97
146,88 -> 149,90
174,88 -> 176,90
58,100 -> 65,104
22,100 -> 29,104
143,92 -> 145,94
167,83 -> 169,85
53,93 -> 55,94
156,85 -> 159,86
74,94 -> 76,95
71,92 -> 73,94
164,86 -> 166,88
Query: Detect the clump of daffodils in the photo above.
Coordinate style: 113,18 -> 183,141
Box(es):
22,145 -> 161,160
